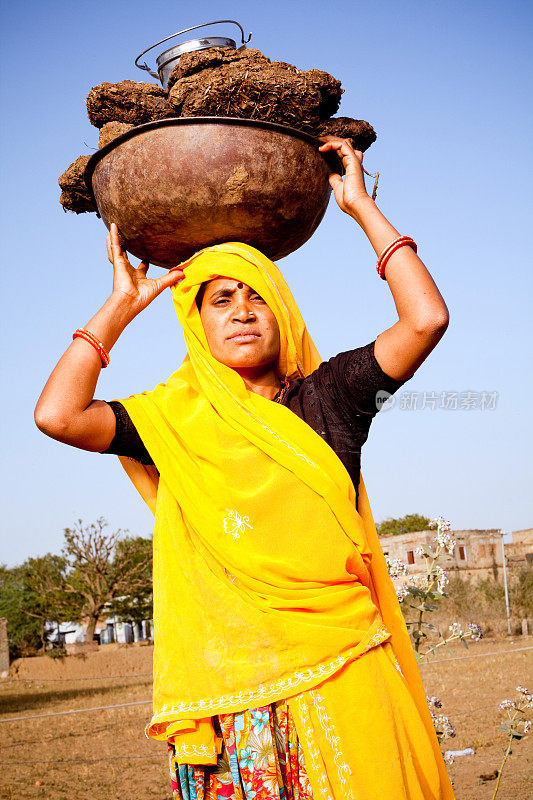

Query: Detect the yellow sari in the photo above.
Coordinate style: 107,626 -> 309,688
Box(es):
114,242 -> 455,799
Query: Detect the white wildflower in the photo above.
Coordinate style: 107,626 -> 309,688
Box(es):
429,515 -> 451,532
415,546 -> 425,557
435,565 -> 449,592
429,516 -> 455,553
436,530 -> 457,554
431,713 -> 456,739
396,584 -> 410,603
449,622 -> 463,638
426,695 -> 442,709
467,622 -> 483,641
515,686 -> 533,708
440,717 -> 456,740
524,721 -> 531,734
498,699 -> 516,711
385,555 -> 409,578
409,574 -> 431,591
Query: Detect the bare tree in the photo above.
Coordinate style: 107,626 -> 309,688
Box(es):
61,518 -> 152,642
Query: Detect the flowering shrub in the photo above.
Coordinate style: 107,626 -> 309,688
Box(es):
385,515 -> 531,787
490,686 -> 532,799
385,516 -> 483,661
426,695 -> 456,745
385,515 -> 484,748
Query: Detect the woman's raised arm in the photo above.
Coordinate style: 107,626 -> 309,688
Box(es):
34,224 -> 184,452
318,137 -> 449,381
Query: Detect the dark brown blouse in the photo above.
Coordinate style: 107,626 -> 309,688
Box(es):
101,340 -> 407,507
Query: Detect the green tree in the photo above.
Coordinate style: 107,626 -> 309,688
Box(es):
376,513 -> 431,537
0,521 -> 153,656
0,563 -> 42,658
22,553 -> 80,639
0,554 -> 74,657
0,553 -> 79,658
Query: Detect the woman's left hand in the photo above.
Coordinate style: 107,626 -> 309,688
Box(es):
318,136 -> 371,216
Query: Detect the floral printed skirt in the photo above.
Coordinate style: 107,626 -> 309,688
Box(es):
168,698 -> 314,799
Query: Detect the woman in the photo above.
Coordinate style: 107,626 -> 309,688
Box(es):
35,137 -> 454,799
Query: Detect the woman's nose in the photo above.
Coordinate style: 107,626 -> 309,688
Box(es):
233,300 -> 256,320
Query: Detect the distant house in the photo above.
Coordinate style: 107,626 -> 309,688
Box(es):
93,616 -> 153,645
378,528 -> 533,582
44,620 -> 85,646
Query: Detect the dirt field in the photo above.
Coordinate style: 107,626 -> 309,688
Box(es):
1,637 -> 531,799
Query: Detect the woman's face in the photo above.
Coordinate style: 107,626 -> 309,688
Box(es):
199,277 -> 280,373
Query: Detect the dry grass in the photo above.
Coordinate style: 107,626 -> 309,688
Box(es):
1,638 -> 532,799
420,637 -> 533,798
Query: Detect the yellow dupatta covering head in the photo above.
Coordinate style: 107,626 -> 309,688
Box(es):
114,242 -> 450,790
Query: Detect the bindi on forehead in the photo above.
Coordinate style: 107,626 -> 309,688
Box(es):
201,277 -> 268,312
207,278 -> 249,296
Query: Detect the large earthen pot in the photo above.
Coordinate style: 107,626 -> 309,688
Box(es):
84,117 -> 341,267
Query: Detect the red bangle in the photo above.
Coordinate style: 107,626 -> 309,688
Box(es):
377,236 -> 413,267
377,236 -> 417,280
73,328 -> 110,367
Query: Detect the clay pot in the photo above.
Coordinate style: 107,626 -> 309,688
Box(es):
84,117 -> 341,267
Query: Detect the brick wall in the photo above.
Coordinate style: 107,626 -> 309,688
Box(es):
378,528 -> 533,581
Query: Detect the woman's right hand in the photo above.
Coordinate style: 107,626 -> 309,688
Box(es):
106,223 -> 185,318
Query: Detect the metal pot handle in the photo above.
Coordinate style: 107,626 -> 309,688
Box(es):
134,19 -> 253,79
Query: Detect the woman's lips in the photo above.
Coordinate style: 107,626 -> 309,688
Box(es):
227,333 -> 261,343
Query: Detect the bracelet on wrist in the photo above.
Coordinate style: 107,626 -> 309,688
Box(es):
376,236 -> 417,280
72,328 -> 110,368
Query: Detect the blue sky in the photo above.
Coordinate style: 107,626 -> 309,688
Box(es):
1,0 -> 532,565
